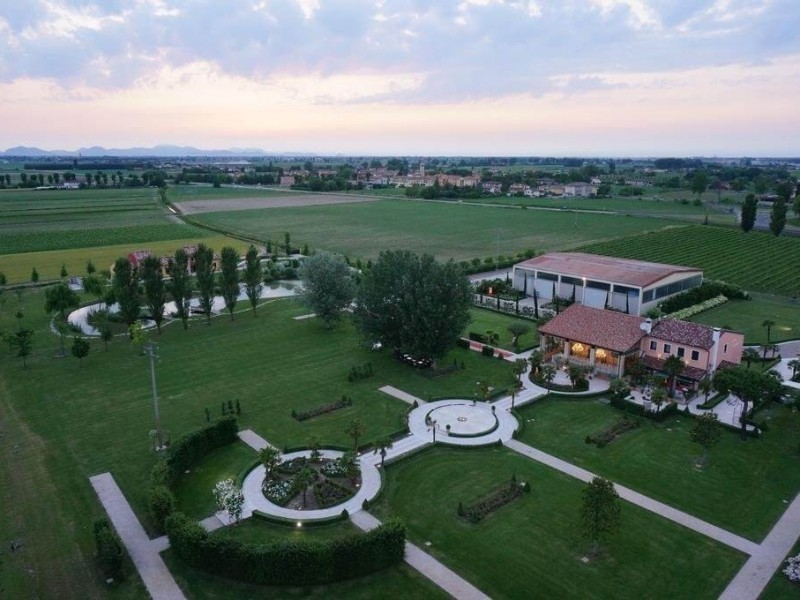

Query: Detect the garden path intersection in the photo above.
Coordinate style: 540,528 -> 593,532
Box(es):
89,351 -> 800,600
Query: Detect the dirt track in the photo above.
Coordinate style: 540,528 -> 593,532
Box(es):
173,194 -> 379,214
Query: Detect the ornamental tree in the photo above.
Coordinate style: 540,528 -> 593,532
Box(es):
194,244 -> 215,325
213,479 -> 244,523
298,252 -> 354,328
71,335 -> 90,367
580,476 -> 621,556
141,256 -> 166,333
220,246 -> 240,320
242,245 -> 263,316
690,412 -> 722,467
167,248 -> 193,330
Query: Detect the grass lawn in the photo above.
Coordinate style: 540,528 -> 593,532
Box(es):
190,199 -> 685,262
465,308 -> 538,351
0,234 -> 243,283
760,539 -> 800,599
173,441 -> 259,519
515,397 -> 800,541
210,515 -> 358,543
371,445 -> 744,599
0,288 -> 513,598
689,294 -> 800,344
578,224 -> 800,296
162,550 -> 448,599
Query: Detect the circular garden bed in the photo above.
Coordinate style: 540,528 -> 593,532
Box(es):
262,455 -> 361,511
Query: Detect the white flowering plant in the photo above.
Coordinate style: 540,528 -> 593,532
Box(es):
668,295 -> 728,320
784,553 -> 800,583
213,479 -> 244,523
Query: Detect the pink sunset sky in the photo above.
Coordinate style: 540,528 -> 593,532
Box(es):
1,0 -> 799,155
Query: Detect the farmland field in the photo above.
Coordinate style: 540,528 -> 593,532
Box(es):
578,224 -> 800,296
0,234 -> 244,282
0,187 -> 211,255
190,199 -> 686,262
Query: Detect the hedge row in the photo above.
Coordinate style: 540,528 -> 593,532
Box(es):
609,396 -> 679,422
658,280 -> 748,314
165,512 -> 406,585
149,417 -> 238,531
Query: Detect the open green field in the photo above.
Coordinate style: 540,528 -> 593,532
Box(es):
516,397 -> 800,541
689,294 -> 800,344
0,187 -> 211,256
371,445 -> 744,599
169,184 -> 288,201
190,199 -> 685,262
579,224 -> 800,296
465,308 -> 538,351
0,234 -> 244,283
0,289 -> 514,598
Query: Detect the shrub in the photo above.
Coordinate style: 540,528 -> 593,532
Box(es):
456,338 -> 470,349
93,518 -> 124,580
481,345 -> 495,357
293,396 -> 352,421
462,484 -> 524,523
149,485 -> 176,532
658,280 -> 747,314
165,512 -> 406,585
469,331 -> 488,344
163,417 -> 238,488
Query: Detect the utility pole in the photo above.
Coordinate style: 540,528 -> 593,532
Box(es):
495,229 -> 500,273
144,342 -> 163,450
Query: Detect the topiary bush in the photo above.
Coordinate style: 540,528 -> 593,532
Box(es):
93,517 -> 125,580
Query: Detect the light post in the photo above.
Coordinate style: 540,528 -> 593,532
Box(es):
429,419 -> 437,443
144,342 -> 163,450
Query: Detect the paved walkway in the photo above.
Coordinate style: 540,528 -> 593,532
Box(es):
720,491 -> 800,599
238,428 -> 276,451
351,511 -> 490,600
504,439 -> 759,556
89,473 -> 185,600
408,399 -> 519,446
378,385 -> 426,405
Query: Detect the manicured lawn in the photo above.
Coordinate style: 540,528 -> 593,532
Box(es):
0,234 -> 244,283
371,446 -> 744,599
760,539 -> 800,600
689,294 -> 800,344
0,288 -> 513,598
515,397 -> 800,540
163,550 -> 449,599
578,224 -> 800,296
465,308 -> 539,351
173,441 -> 259,520
190,199 -> 685,262
210,516 -> 358,544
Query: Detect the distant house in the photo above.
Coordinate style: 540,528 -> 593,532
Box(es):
279,175 -> 295,186
482,181 -> 503,194
110,245 -> 220,277
564,182 -> 598,197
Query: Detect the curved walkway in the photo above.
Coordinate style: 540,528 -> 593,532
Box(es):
408,399 -> 519,446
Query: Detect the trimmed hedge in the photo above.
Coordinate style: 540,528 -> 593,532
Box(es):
658,280 -> 748,314
93,517 -> 125,580
165,512 -> 406,585
609,396 -> 679,422
698,392 -> 728,410
163,417 -> 239,488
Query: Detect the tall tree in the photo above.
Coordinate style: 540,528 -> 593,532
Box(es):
298,252 -> 354,328
83,273 -> 105,304
507,322 -> 531,349
353,251 -> 471,368
690,412 -> 722,467
194,244 -> 215,325
242,245 -> 263,316
284,232 -> 291,256
10,328 -> 34,367
580,477 -> 621,556
220,246 -> 240,320
44,282 -> 80,321
690,170 -> 709,201
769,198 -> 787,237
167,248 -> 193,330
740,194 -> 757,233
111,257 -> 141,334
141,256 -> 166,333
742,347 -> 760,368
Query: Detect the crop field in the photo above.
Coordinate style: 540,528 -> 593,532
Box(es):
0,234 -> 242,282
578,224 -> 800,296
0,187 -> 210,255
168,184 -> 287,201
190,199 -> 685,262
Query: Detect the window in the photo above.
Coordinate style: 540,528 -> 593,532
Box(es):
724,344 -> 728,353
537,271 -> 557,281
663,343 -> 672,353
691,350 -> 699,361
642,290 -> 654,303
677,347 -> 685,358
649,340 -> 657,351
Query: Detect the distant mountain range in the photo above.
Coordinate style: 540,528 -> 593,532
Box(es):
0,145 -> 314,158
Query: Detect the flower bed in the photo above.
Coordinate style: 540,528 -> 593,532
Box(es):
314,478 -> 353,508
460,479 -> 526,524
262,479 -> 296,506
292,396 -> 352,421
585,417 -> 640,448
667,294 -> 728,320
264,456 -> 359,510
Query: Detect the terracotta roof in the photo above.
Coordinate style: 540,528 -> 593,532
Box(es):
539,304 -> 646,353
640,354 -> 707,381
515,252 -> 701,288
649,319 -> 714,350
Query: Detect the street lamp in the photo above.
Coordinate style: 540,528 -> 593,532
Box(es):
144,342 -> 163,450
429,419 -> 438,443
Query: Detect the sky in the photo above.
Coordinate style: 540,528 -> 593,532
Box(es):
1,0 -> 799,156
